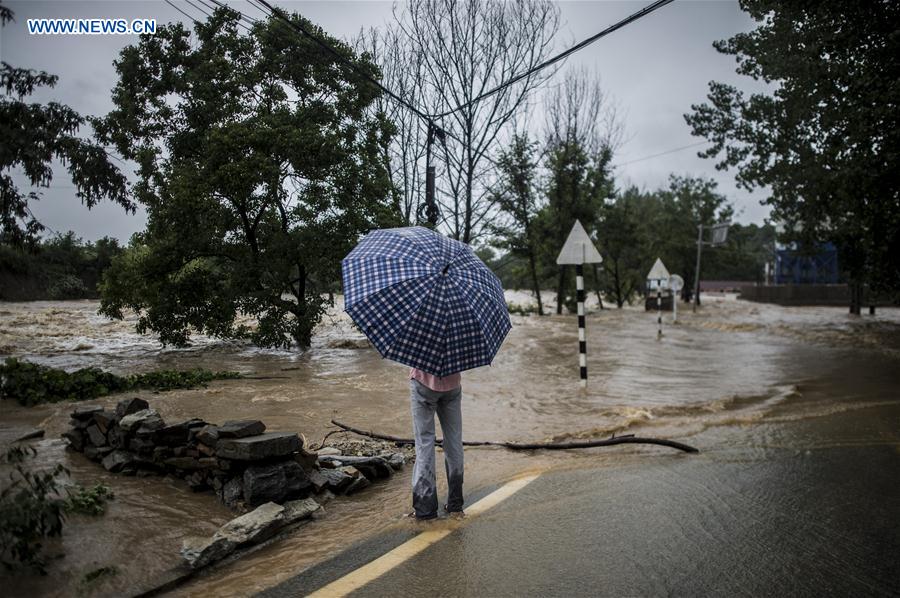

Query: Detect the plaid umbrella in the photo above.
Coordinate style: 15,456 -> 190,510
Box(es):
341,226 -> 511,377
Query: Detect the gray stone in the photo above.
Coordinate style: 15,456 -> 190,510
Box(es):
164,456 -> 204,471
187,471 -> 208,491
128,436 -> 156,454
318,455 -> 393,479
84,445 -> 114,461
319,468 -> 354,493
72,405 -> 104,420
70,417 -> 93,430
154,422 -> 190,446
383,453 -> 406,471
181,499 -> 318,569
282,497 -> 321,522
61,429 -> 84,451
119,408 -> 162,432
294,448 -> 318,472
135,415 -> 166,437
218,420 -> 266,439
307,469 -> 329,493
339,465 -> 361,479
108,427 -> 128,449
242,460 -> 311,507
85,425 -> 107,447
115,397 -> 149,419
92,410 -> 115,434
102,449 -> 136,473
195,425 -> 220,447
316,447 -> 342,456
14,428 -> 44,442
197,443 -> 215,457
344,475 -> 371,495
216,432 -> 300,461
221,477 -> 244,509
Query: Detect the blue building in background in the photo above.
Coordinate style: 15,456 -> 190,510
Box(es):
774,242 -> 839,284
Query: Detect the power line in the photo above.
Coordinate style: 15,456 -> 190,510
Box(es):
204,0 -> 259,29
430,0 -> 676,119
249,0 -> 433,122
614,140 -> 710,167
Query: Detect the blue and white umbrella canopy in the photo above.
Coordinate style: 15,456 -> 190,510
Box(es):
341,227 -> 511,377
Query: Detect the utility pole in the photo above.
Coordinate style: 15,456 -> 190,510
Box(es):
693,222 -> 730,312
692,224 -> 703,312
423,121 -> 444,228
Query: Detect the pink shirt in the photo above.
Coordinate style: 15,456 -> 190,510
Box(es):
410,368 -> 461,392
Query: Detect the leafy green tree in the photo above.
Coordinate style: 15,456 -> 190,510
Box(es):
595,187 -> 650,307
685,0 -> 900,312
654,175 -> 733,302
538,140 -> 614,314
491,134 -> 545,314
0,5 -> 131,250
95,7 -> 400,348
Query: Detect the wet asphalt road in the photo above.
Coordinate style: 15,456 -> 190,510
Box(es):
258,423 -> 900,598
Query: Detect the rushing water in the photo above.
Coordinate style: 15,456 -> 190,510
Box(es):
1,294 -> 899,597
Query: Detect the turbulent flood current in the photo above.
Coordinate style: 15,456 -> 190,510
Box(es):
1,293 -> 899,597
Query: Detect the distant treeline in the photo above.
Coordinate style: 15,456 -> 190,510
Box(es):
0,233 -> 123,301
483,218 -> 776,300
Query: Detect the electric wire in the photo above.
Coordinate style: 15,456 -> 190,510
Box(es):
429,0 -> 675,119
248,0 -> 433,122
614,140 -> 710,167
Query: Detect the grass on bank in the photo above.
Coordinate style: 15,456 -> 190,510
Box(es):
0,358 -> 242,406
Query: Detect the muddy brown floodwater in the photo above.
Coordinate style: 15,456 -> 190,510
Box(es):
1,293 -> 899,597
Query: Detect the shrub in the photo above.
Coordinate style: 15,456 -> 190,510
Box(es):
0,446 -> 68,574
64,485 -> 114,516
506,301 -> 540,316
0,358 -> 242,406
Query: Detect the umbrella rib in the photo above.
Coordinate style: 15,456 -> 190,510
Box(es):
443,279 -> 492,373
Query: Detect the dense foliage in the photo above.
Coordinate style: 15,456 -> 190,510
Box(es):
685,0 -> 900,312
488,171 -> 752,308
0,358 -> 241,406
0,5 -> 132,250
94,5 -> 400,349
0,446 -> 67,574
63,484 -> 114,517
0,233 -> 124,300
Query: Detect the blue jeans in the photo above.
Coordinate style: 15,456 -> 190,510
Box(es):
410,379 -> 464,519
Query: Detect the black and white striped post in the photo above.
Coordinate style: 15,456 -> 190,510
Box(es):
656,287 -> 662,338
556,220 -> 603,388
576,264 -> 587,385
646,258 -> 671,340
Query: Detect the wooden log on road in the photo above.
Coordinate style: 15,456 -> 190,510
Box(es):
330,419 -> 699,454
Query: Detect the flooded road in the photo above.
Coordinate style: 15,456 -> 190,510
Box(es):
1,294 -> 899,596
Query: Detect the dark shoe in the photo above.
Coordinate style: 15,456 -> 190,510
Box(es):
444,504 -> 465,519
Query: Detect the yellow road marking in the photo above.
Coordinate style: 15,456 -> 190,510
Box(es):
306,473 -> 540,598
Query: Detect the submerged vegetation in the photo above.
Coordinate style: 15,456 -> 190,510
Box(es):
64,485 -> 114,517
0,358 -> 242,406
0,446 -> 68,574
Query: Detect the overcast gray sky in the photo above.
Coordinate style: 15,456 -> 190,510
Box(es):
3,0 -> 769,242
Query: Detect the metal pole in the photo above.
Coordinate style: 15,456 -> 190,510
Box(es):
424,122 -> 437,227
657,287 -> 662,338
672,287 -> 677,323
692,224 -> 703,312
576,263 -> 586,387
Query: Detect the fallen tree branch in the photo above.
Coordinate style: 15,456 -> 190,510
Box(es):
331,419 -> 699,454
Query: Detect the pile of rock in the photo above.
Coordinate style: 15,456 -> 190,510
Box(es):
62,398 -> 405,511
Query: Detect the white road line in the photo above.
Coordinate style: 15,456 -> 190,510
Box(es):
305,473 -> 541,598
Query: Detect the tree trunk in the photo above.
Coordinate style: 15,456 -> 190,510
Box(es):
592,263 -> 604,309
527,251 -> 543,316
556,266 -> 565,314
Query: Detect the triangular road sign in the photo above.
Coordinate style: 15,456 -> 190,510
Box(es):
556,220 -> 603,265
646,257 -> 670,281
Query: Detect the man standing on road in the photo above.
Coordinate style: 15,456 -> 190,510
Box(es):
408,368 -> 465,520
